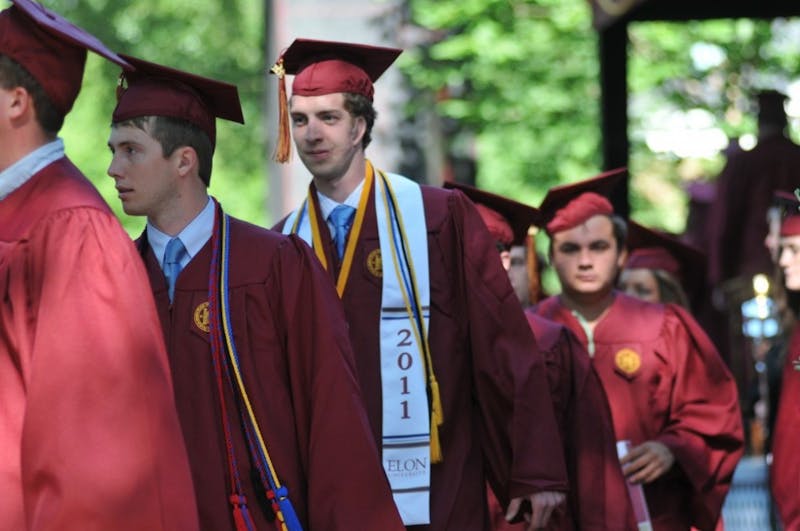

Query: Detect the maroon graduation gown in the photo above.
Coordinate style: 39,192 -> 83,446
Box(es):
487,313 -> 636,531
0,158 -> 199,531
770,326 -> 800,529
708,135 -> 800,286
534,292 -> 744,531
276,184 -> 568,530
138,215 -> 403,531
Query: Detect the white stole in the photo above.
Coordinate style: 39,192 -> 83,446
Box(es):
283,171 -> 432,524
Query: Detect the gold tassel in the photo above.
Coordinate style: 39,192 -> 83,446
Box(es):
429,378 -> 444,463
270,59 -> 291,163
526,228 -> 541,303
116,72 -> 127,101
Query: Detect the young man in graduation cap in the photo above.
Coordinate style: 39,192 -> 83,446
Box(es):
446,181 -> 636,531
107,55 -> 404,531
708,90 -> 800,291
768,190 -> 800,530
271,38 -> 568,531
0,1 -> 199,529
530,169 -> 744,531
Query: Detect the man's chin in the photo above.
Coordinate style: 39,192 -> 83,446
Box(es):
120,203 -> 144,217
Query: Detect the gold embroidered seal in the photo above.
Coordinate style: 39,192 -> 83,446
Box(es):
366,248 -> 382,278
194,302 -> 210,333
614,348 -> 641,375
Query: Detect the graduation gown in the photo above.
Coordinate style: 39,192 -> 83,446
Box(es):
770,326 -> 800,530
487,313 -> 636,531
533,292 -> 743,531
0,158 -> 198,531
276,183 -> 568,530
138,215 -> 403,531
708,135 -> 800,286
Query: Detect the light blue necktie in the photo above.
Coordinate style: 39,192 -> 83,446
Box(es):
164,237 -> 187,302
329,204 -> 356,260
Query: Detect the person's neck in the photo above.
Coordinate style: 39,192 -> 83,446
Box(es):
314,157 -> 367,203
0,127 -> 53,173
148,188 -> 209,237
560,289 -> 615,325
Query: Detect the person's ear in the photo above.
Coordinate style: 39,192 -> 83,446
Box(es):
175,146 -> 198,177
617,246 -> 629,270
5,86 -> 32,121
350,115 -> 366,146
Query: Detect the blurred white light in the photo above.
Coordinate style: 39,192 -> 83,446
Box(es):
690,42 -> 726,71
644,108 -> 729,158
739,134 -> 757,151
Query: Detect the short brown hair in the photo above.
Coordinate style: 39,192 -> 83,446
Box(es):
343,92 -> 376,149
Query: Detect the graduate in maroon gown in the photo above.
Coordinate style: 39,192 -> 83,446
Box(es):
0,2 -> 198,530
769,195 -> 800,530
619,220 -> 708,312
107,55 -> 403,531
530,170 -> 744,531
270,39 -> 568,531
447,182 -> 637,531
708,90 -> 800,288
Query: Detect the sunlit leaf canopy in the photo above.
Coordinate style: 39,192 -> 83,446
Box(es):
35,0 -> 800,239
402,0 -> 800,234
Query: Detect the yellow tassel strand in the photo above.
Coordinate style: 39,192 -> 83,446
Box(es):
270,60 -> 291,163
429,379 -> 444,463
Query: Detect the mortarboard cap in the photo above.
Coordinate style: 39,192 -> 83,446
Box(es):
113,54 -> 244,147
625,219 -> 707,304
269,38 -> 402,163
444,181 -> 539,247
774,190 -> 800,236
757,89 -> 788,126
0,0 -> 132,116
536,168 -> 627,235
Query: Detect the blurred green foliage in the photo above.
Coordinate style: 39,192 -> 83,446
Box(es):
402,0 -> 799,236
44,0 -> 267,236
33,0 -> 800,246
402,0 -> 600,210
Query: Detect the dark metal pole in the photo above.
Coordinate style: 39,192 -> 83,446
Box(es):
599,22 -> 630,219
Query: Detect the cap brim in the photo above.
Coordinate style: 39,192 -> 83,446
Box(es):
118,53 -> 244,124
773,189 -> 800,212
12,0 -> 131,69
279,38 -> 401,81
445,181 -> 538,246
537,167 -> 627,227
626,219 -> 707,301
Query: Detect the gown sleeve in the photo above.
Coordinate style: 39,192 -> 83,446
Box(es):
770,328 -> 800,529
21,207 -> 199,530
560,328 -> 637,530
450,191 -> 568,504
269,235 -> 404,531
654,304 -> 744,530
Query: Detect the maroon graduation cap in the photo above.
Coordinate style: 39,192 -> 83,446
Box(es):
535,167 -> 627,235
444,181 -> 539,247
0,0 -> 132,115
269,38 -> 402,162
113,54 -> 244,147
774,189 -> 800,237
625,219 -> 708,304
